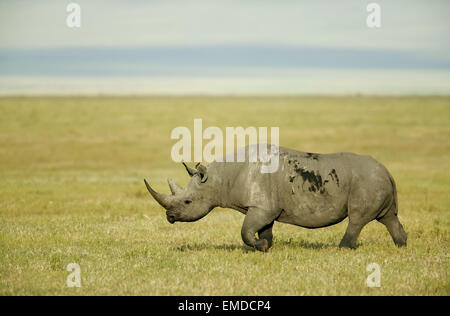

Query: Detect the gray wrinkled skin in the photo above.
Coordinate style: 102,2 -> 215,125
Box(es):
145,146 -> 407,252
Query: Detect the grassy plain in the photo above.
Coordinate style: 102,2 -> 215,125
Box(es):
0,95 -> 449,295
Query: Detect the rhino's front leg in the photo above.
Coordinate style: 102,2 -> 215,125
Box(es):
258,222 -> 274,249
241,207 -> 277,252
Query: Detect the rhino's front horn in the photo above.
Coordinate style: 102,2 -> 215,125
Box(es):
167,178 -> 183,195
144,179 -> 173,209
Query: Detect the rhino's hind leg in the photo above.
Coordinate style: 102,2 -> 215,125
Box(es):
378,214 -> 407,247
241,208 -> 278,252
339,184 -> 378,249
339,222 -> 365,249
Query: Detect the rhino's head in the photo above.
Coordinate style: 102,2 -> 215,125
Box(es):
144,163 -> 217,224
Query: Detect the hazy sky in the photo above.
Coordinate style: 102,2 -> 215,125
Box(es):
0,0 -> 448,57
0,1 -> 449,94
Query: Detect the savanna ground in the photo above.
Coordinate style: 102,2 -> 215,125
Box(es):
0,96 -> 449,296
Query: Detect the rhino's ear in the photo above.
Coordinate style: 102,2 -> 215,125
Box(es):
195,163 -> 208,183
182,162 -> 197,177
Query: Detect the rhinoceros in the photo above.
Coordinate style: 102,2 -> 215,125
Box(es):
144,145 -> 407,252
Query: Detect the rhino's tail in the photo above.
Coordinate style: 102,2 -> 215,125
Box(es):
379,171 -> 407,247
376,171 -> 398,220
388,172 -> 398,216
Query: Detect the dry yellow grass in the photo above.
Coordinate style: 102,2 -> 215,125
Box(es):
0,96 -> 449,295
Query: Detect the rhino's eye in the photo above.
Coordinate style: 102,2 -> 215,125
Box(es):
184,200 -> 192,205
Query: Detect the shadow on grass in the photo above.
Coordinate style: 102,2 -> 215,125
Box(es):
175,239 -> 337,252
277,239 -> 334,250
176,243 -> 249,252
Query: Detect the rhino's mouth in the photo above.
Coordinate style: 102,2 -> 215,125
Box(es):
166,214 -> 176,224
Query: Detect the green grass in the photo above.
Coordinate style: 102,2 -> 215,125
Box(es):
0,95 -> 449,295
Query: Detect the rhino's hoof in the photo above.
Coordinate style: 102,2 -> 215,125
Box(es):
338,242 -> 357,250
256,239 -> 270,252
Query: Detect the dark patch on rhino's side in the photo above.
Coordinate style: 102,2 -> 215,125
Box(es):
295,167 -> 326,194
328,169 -> 340,187
306,152 -> 319,160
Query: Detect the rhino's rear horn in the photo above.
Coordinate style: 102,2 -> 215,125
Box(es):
167,178 -> 183,195
144,179 -> 173,209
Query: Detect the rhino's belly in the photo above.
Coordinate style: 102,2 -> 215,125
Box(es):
276,194 -> 349,228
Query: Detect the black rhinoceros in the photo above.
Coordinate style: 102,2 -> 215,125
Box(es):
144,145 -> 407,252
